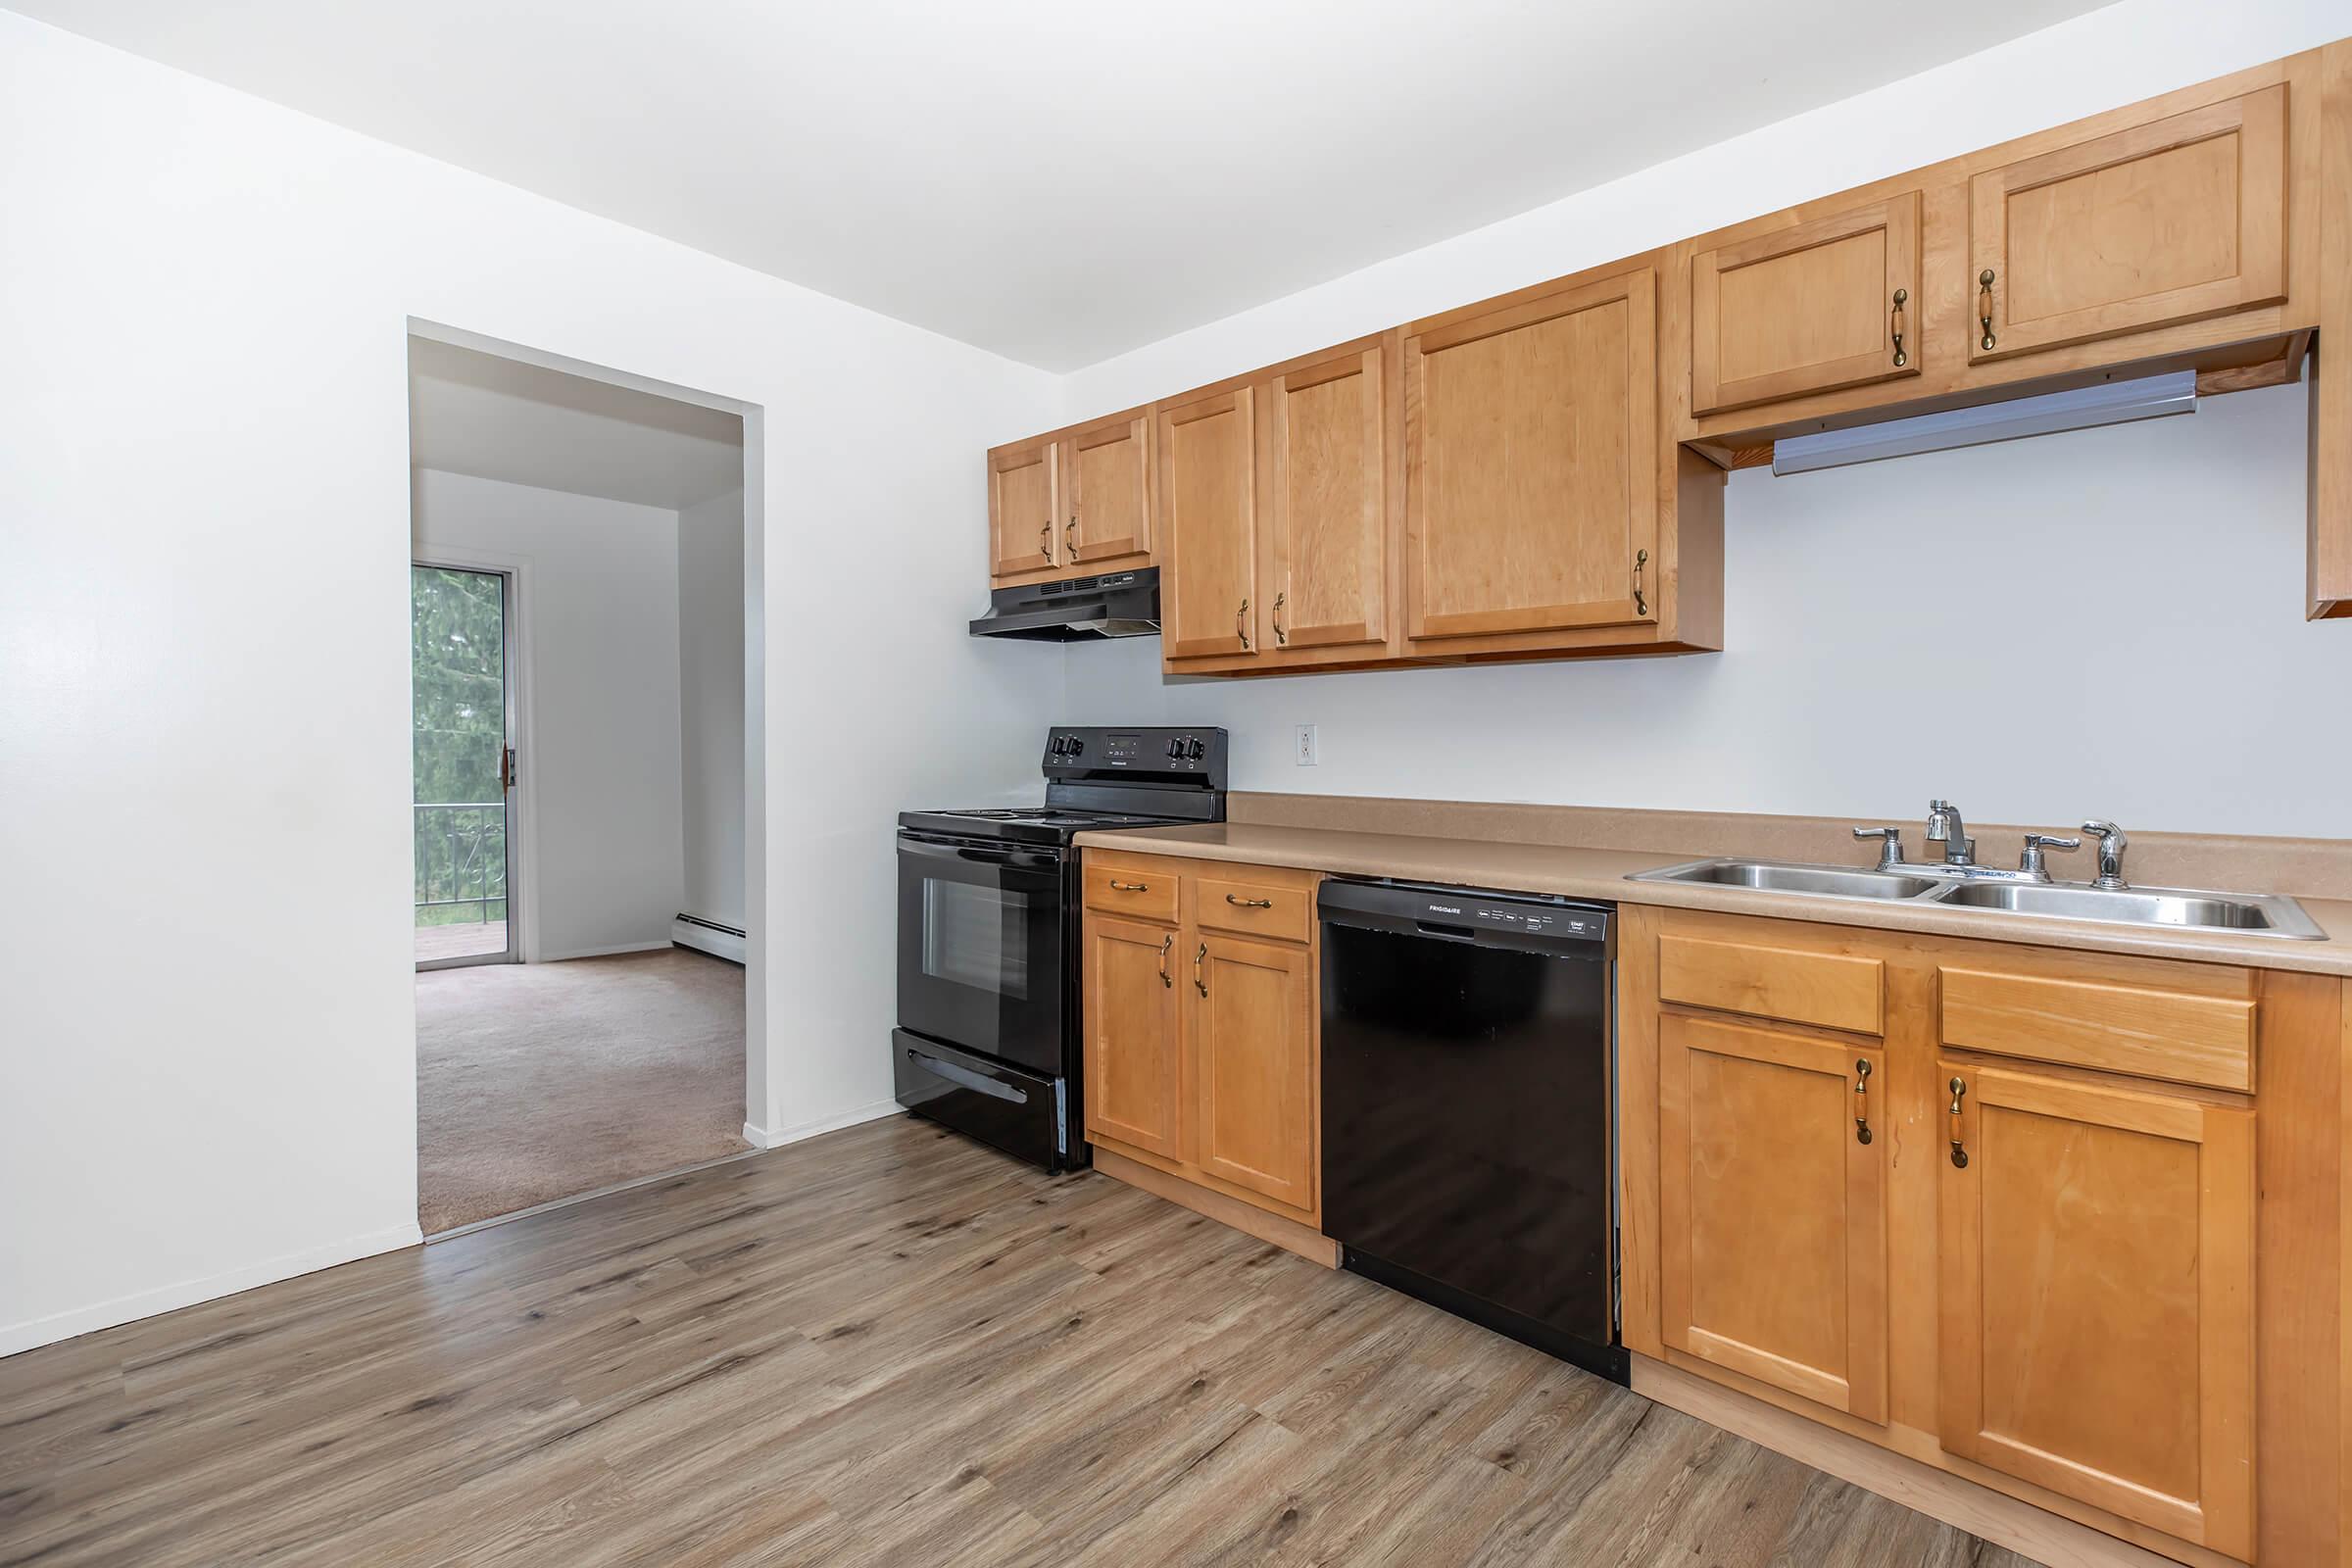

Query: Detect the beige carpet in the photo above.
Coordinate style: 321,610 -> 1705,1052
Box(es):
416,947 -> 749,1235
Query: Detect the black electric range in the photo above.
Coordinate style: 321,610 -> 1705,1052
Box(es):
892,727 -> 1227,1170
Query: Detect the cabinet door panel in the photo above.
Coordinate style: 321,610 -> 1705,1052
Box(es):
1193,934 -> 1314,1212
1266,346 -> 1388,652
1406,268 -> 1656,641
1158,388 -> 1257,662
1659,1013 -> 1887,1422
989,439 -> 1058,577
1083,917 -> 1183,1159
1692,193 -> 1922,414
1970,85 -> 2286,363
1938,1062 -> 2254,1560
1067,414 -> 1152,566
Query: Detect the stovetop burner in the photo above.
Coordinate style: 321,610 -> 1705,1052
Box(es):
897,727 -> 1228,848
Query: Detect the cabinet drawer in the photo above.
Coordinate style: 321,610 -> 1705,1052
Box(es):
1195,873 -> 1311,943
1938,966 -> 2255,1092
1083,860 -> 1179,924
1658,933 -> 1883,1036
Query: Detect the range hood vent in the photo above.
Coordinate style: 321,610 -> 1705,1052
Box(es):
1771,369 -> 2198,475
968,566 -> 1160,641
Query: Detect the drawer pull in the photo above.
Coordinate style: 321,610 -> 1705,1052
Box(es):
1224,894 -> 1274,909
1157,932 -> 1171,989
1853,1057 -> 1874,1146
1107,879 -> 1150,893
1948,1076 -> 1970,1168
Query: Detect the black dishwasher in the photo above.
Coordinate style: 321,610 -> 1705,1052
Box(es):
1319,879 -> 1624,1384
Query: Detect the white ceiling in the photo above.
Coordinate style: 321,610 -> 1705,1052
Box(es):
17,0 -> 2109,370
409,337 -> 744,511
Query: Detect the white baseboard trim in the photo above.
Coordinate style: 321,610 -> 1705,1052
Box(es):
536,939 -> 673,962
0,1221 -> 423,1360
671,918 -> 747,963
744,1098 -> 900,1151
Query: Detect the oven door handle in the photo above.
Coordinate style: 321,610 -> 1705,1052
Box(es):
904,1045 -> 1028,1104
898,835 -> 1061,873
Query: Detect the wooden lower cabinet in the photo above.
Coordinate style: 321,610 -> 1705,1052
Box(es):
1193,934 -> 1315,1210
1939,1061 -> 2256,1561
1082,852 -> 1327,1257
1623,905 -> 2345,1567
1082,914 -> 1183,1159
1659,1013 -> 1887,1423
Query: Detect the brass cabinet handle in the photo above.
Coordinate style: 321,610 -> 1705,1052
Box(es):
1978,270 -> 1997,352
1157,932 -> 1172,988
1236,599 -> 1251,652
1039,522 -> 1053,561
1272,591 -> 1288,646
1066,516 -> 1079,560
1107,879 -> 1150,892
1853,1058 -> 1874,1146
1224,893 -> 1273,909
1194,942 -> 1207,997
1948,1076 -> 1970,1168
1889,288 -> 1909,368
1633,549 -> 1649,617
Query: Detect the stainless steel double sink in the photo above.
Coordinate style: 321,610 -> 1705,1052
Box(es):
1627,857 -> 2328,940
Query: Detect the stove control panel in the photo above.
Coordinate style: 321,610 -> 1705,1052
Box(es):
1043,726 -> 1227,785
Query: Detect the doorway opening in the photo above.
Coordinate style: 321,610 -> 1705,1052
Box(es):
406,326 -> 760,1237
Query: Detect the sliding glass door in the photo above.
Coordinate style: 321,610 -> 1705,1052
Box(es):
412,564 -> 516,969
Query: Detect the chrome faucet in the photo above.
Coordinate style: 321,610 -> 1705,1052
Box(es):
1851,825 -> 1905,871
2082,819 -> 2130,889
1925,799 -> 1975,866
2017,832 -> 2081,881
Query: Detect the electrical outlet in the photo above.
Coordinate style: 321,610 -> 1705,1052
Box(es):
1295,724 -> 1318,766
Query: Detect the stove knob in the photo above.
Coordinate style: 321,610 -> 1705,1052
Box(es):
1064,738 -> 1083,756
1165,737 -> 1183,760
1048,736 -> 1066,757
1186,736 -> 1204,760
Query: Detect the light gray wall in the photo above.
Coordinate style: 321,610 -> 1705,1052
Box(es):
677,488 -> 746,930
412,467 -> 688,959
0,12 -> 1061,1356
1058,0 -> 2352,842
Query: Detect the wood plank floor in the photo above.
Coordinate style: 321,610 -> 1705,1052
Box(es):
0,1116 -> 2045,1567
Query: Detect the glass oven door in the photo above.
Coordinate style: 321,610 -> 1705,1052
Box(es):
897,833 -> 1067,1076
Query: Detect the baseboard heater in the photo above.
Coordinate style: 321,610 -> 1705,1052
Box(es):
672,912 -> 747,963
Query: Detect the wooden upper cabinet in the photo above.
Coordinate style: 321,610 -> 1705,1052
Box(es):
1970,84 -> 2288,364
1691,193 -> 1923,415
1157,387 -> 1257,662
988,437 -> 1059,578
1659,1013 -> 1887,1424
1065,412 -> 1152,568
1938,1062 -> 2255,1561
1405,266 -> 1658,643
1083,915 -> 1185,1160
1193,933 -> 1315,1212
1262,342 -> 1392,656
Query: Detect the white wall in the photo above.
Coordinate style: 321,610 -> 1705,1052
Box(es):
413,468 -> 689,959
677,488 -> 746,930
0,13 -> 1061,1355
1060,0 -> 2352,841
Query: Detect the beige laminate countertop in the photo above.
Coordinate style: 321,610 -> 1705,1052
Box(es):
1073,821 -> 2352,978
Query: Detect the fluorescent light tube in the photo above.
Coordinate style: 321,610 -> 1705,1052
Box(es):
1771,370 -> 2198,476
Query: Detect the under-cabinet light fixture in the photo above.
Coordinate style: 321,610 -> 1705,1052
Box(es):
1771,369 -> 2198,476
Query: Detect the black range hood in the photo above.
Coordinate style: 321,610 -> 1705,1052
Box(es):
968,566 -> 1159,641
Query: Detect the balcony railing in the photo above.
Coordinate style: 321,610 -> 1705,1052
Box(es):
415,802 -> 507,925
